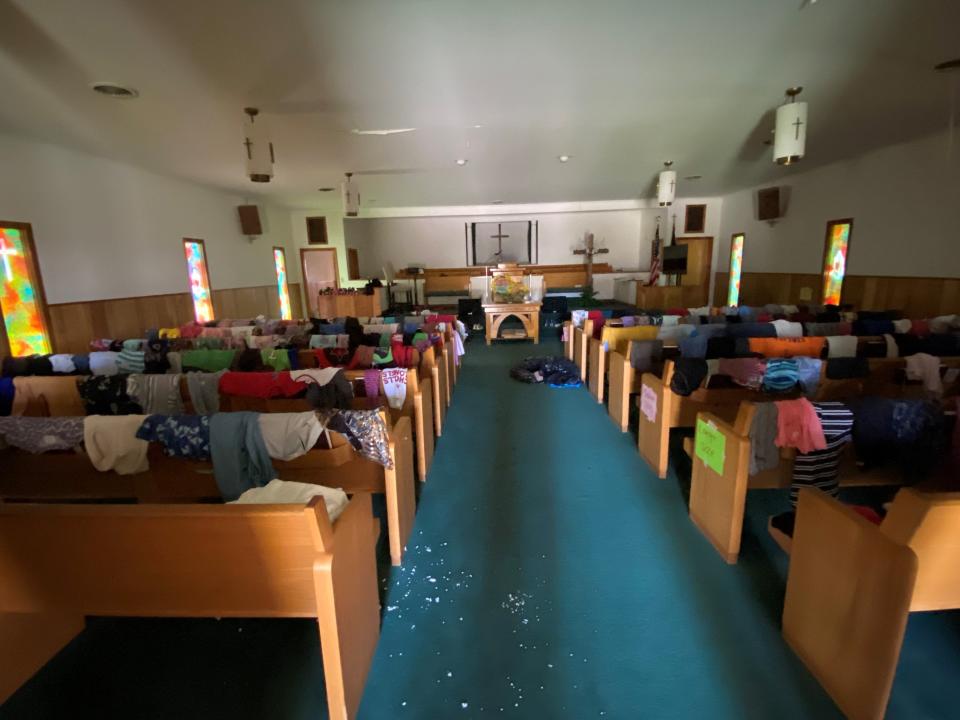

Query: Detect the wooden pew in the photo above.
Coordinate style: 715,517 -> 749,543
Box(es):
420,346 -> 447,438
687,404 -> 901,564
563,321 -> 575,362
223,368 -> 435,484
587,325 -> 661,405
0,494 -> 380,720
572,319 -> 593,383
783,488 -> 960,720
637,356 -> 960,480
0,414 -> 416,567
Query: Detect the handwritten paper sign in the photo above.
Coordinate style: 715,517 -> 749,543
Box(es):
695,418 -> 726,475
640,384 -> 657,423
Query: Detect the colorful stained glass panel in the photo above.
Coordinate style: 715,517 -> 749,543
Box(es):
727,233 -> 744,307
183,240 -> 214,323
822,220 -> 852,306
0,227 -> 51,356
274,248 -> 292,320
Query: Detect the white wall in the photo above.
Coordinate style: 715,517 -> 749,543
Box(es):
716,130 -> 960,278
339,197 -> 724,283
0,133 -> 293,304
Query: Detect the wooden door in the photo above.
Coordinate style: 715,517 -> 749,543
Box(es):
300,248 -> 340,316
347,248 -> 361,280
675,236 -> 713,307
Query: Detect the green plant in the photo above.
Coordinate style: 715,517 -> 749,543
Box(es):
579,286 -> 600,307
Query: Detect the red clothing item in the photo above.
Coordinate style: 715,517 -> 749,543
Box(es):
911,319 -> 930,336
219,371 -> 307,398
775,397 -> 826,453
587,311 -> 606,340
665,308 -> 690,317
426,314 -> 456,324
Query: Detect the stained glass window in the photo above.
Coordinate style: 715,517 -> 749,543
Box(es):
273,247 -> 292,320
821,220 -> 853,306
727,233 -> 744,307
0,225 -> 51,356
183,239 -> 214,323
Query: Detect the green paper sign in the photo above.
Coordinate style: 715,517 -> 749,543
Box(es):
695,418 -> 726,475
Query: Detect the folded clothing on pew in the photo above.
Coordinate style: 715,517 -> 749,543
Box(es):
0,416 -> 85,453
230,479 -> 349,522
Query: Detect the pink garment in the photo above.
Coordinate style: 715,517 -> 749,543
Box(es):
774,398 -> 826,453
180,323 -> 203,339
718,358 -> 767,390
905,353 -> 943,395
363,369 -> 381,398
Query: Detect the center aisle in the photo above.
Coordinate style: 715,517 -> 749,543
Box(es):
359,341 -> 839,718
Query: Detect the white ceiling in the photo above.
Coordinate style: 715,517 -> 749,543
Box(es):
0,0 -> 957,210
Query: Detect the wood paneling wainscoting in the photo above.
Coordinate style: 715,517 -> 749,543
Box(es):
45,283 -> 303,354
712,272 -> 960,318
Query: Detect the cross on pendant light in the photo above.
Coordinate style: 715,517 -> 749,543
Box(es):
670,178 -> 676,194
243,137 -> 253,160
0,233 -> 19,282
793,116 -> 804,140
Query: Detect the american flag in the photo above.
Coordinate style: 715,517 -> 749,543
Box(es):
646,220 -> 662,286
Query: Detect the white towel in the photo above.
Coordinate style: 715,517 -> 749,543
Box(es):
230,479 -> 348,522
89,351 -> 120,376
49,354 -> 76,374
257,412 -> 323,462
83,415 -> 149,474
883,334 -> 898,358
772,320 -> 803,338
892,319 -> 912,334
826,336 -> 858,358
905,353 -> 943,395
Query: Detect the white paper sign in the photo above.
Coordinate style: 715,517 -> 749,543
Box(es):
640,384 -> 657,423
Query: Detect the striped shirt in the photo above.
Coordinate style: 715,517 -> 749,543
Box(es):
790,401 -> 854,506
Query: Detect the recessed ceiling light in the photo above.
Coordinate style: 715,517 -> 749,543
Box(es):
317,187 -> 335,192
558,155 -> 571,163
684,175 -> 703,180
491,200 -> 504,205
90,82 -> 138,98
456,158 -> 468,166
471,124 -> 483,129
351,128 -> 416,136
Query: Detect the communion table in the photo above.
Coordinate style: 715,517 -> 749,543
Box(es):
482,300 -> 541,345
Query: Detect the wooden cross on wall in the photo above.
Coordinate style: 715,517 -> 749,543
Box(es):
573,232 -> 609,291
490,224 -> 510,259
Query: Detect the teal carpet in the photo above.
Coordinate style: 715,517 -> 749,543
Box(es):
3,341 -> 958,719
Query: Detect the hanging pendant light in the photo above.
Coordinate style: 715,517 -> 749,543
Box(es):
243,107 -> 274,182
657,161 -> 676,207
342,172 -> 360,217
773,87 -> 807,165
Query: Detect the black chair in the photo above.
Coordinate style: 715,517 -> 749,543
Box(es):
458,298 -> 484,332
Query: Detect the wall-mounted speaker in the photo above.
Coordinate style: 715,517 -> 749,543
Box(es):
757,187 -> 782,222
238,205 -> 262,235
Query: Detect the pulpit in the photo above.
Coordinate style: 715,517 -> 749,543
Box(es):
481,263 -> 542,345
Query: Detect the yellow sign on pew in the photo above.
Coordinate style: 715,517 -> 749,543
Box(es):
695,418 -> 726,475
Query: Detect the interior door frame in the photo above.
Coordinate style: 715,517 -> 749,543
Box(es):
300,247 -> 340,316
0,220 -> 55,356
675,235 -> 713,306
